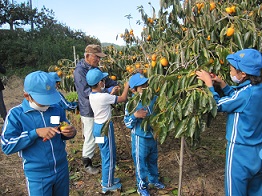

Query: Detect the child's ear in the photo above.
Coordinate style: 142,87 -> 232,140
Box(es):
241,72 -> 247,78
24,92 -> 30,100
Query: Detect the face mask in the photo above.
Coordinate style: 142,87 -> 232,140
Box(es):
230,75 -> 241,84
100,82 -> 105,91
29,101 -> 49,112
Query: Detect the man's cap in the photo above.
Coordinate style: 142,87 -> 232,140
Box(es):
86,68 -> 108,86
85,44 -> 107,58
226,49 -> 262,76
48,72 -> 61,82
129,73 -> 148,89
24,71 -> 61,105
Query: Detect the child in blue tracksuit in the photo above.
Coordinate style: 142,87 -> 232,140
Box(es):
85,68 -> 129,194
1,71 -> 77,196
49,72 -> 78,111
124,73 -> 165,196
196,49 -> 262,196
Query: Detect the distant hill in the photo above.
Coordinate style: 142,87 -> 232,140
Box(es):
101,42 -> 123,50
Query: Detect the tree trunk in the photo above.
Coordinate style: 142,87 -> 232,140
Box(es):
9,22 -> 14,31
178,136 -> 184,196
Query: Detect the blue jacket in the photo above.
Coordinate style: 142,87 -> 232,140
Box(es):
1,99 -> 74,178
209,80 -> 262,145
124,95 -> 157,138
58,91 -> 78,111
74,59 -> 117,117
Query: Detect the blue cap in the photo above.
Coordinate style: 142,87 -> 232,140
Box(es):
48,72 -> 61,82
24,71 -> 61,105
86,68 -> 108,86
226,49 -> 262,76
129,73 -> 148,89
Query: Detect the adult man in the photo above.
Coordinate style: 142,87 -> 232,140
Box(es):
74,44 -> 117,174
0,64 -> 7,121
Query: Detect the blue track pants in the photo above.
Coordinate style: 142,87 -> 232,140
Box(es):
93,121 -> 116,187
26,166 -> 69,196
225,142 -> 262,196
131,133 -> 159,189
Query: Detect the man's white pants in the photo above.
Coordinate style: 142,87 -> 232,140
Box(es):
81,116 -> 95,158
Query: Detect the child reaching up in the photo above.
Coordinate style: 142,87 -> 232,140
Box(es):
86,68 -> 129,194
196,49 -> 262,196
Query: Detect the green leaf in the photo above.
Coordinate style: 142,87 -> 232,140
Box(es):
165,74 -> 176,81
243,31 -> 251,45
174,102 -> 182,120
159,125 -> 168,144
160,82 -> 168,95
187,116 -> 196,138
141,88 -> 152,106
209,95 -> 217,117
141,117 -> 149,132
101,120 -> 110,136
187,74 -> 197,86
199,118 -> 206,133
183,94 -> 194,117
158,95 -> 167,111
252,31 -> 258,48
127,93 -> 140,113
195,39 -> 200,54
172,188 -> 179,196
173,77 -> 180,92
202,48 -> 209,59
174,119 -> 186,138
121,188 -> 137,195
167,82 -> 174,98
234,30 -> 244,49
201,93 -> 208,108
180,76 -> 186,90
219,26 -> 226,44
197,79 -> 203,86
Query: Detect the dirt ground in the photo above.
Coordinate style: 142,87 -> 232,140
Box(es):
0,75 -> 226,196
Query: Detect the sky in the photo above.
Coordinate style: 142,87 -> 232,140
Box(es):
11,0 -> 161,45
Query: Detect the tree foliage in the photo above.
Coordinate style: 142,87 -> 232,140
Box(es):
0,0 -> 37,30
0,0 -> 100,76
99,0 -> 262,145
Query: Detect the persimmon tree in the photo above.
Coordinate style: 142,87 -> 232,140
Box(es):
99,1 -> 262,194
108,0 -> 262,144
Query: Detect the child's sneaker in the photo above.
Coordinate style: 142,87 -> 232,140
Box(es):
149,182 -> 165,189
137,187 -> 150,196
102,182 -> 122,194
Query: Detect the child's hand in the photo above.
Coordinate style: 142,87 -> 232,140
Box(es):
134,108 -> 148,119
60,125 -> 77,138
212,75 -> 227,88
196,70 -> 213,87
36,127 -> 61,141
110,86 -> 120,95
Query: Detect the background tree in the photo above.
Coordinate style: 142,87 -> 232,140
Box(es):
0,0 -> 37,31
0,1 -> 101,76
